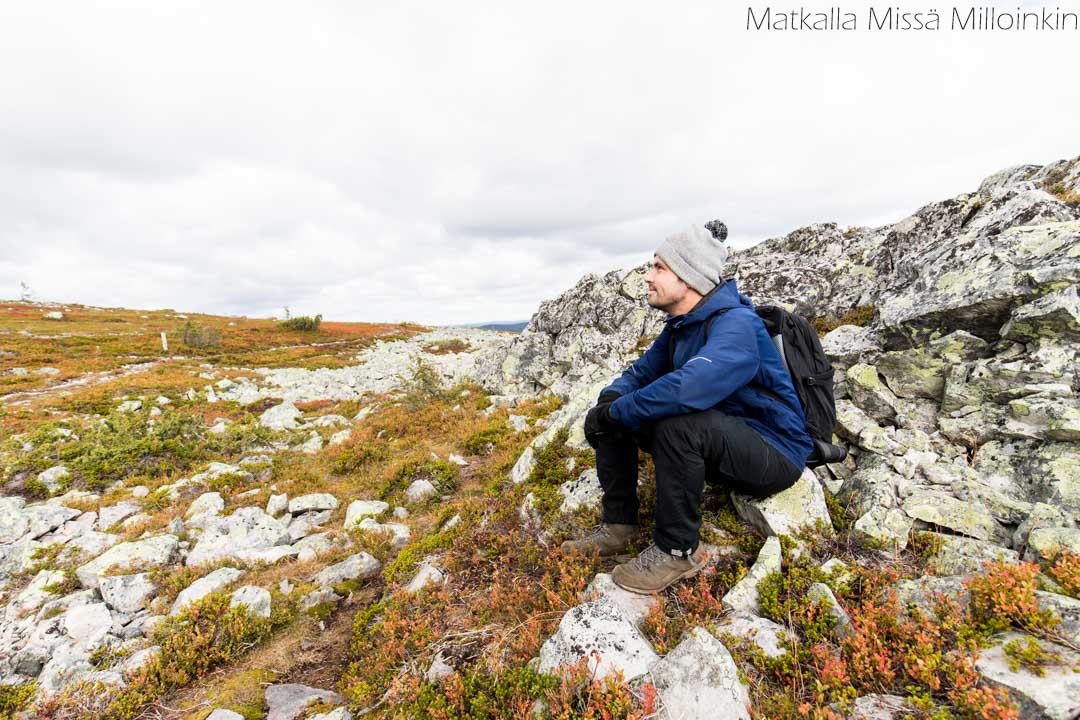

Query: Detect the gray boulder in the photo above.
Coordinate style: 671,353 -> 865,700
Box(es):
648,628 -> 750,720
538,594 -> 658,681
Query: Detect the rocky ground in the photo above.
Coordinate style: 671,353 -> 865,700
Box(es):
1,155 -> 1078,720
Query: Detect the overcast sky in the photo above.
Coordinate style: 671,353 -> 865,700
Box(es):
1,1 -> 1077,326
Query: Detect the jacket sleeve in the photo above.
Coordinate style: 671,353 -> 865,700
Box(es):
607,311 -> 760,431
600,325 -> 673,399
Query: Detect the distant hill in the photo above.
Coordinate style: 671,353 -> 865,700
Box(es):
456,320 -> 529,332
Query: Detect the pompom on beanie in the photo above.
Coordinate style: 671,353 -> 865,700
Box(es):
655,220 -> 729,295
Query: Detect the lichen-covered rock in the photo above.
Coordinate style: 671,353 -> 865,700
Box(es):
288,493 -> 339,514
265,683 -> 343,720
875,349 -> 947,400
901,491 -> 1004,543
1025,527 -> 1080,563
647,627 -> 751,720
732,468 -> 831,537
846,363 -> 900,423
185,492 -> 224,519
477,266 -> 665,401
715,612 -> 792,659
722,536 -> 780,615
260,401 -> 302,430
808,583 -> 853,640
99,573 -> 157,613
0,496 -> 29,544
558,468 -> 602,513
185,507 -> 291,566
975,632 -> 1080,720
344,500 -> 389,526
921,533 -> 1019,575
229,585 -> 272,618
404,479 -> 437,503
852,506 -> 913,551
537,594 -> 658,681
76,535 -> 180,589
1000,284 -> 1080,342
405,559 -> 445,594
582,573 -> 658,628
312,552 -> 380,588
170,567 -> 243,615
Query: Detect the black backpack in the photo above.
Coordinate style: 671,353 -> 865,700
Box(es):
669,304 -> 846,467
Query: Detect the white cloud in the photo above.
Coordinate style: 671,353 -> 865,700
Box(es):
1,1 -> 1077,324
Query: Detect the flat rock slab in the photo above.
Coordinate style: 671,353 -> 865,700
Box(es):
922,532 -> 1019,575
288,493 -> 339,514
902,491 -> 1002,542
647,627 -> 751,720
99,572 -> 157,613
976,632 -> 1080,720
732,468 -> 831,537
344,500 -> 389,526
715,612 -> 792,658
185,507 -> 290,566
76,535 -> 180,589
538,594 -> 658,681
265,683 -> 342,720
312,552 -> 381,588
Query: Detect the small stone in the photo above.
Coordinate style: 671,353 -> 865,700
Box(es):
405,559 -> 446,593
37,465 -> 71,494
405,479 -> 437,503
266,493 -> 289,517
264,683 -> 343,720
313,552 -> 381,588
230,585 -> 272,618
170,567 -> 244,615
344,500 -> 389,526
288,493 -> 339,514
186,492 -> 225,519
207,710 -> 245,720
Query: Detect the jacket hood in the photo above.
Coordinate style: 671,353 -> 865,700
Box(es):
666,278 -> 752,327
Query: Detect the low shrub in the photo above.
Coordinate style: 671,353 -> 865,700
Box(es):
279,314 -> 322,331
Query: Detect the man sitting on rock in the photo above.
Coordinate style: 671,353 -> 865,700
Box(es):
561,222 -> 813,594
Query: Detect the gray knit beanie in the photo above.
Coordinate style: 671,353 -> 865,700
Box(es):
655,222 -> 729,295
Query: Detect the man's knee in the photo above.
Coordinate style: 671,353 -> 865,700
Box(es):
650,412 -> 709,452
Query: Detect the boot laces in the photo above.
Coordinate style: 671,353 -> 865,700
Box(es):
627,544 -> 669,572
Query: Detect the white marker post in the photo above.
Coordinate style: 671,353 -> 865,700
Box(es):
161,332 -> 168,352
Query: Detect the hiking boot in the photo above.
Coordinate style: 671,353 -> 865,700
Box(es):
611,543 -> 709,595
559,523 -> 638,559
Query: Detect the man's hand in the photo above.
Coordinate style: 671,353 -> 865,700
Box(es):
584,391 -> 622,449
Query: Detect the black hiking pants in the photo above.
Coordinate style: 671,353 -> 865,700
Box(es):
594,410 -> 802,554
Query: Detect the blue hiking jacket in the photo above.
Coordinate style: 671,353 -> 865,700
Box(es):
603,278 -> 813,471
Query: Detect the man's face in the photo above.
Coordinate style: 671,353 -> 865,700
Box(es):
644,255 -> 690,313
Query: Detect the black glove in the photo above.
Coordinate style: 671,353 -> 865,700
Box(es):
584,394 -> 622,449
597,390 -> 622,404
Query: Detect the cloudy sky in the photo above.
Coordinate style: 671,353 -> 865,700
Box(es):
1,1 -> 1077,325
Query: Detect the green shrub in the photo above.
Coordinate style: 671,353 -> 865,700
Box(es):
179,321 -> 222,349
279,314 -> 322,331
